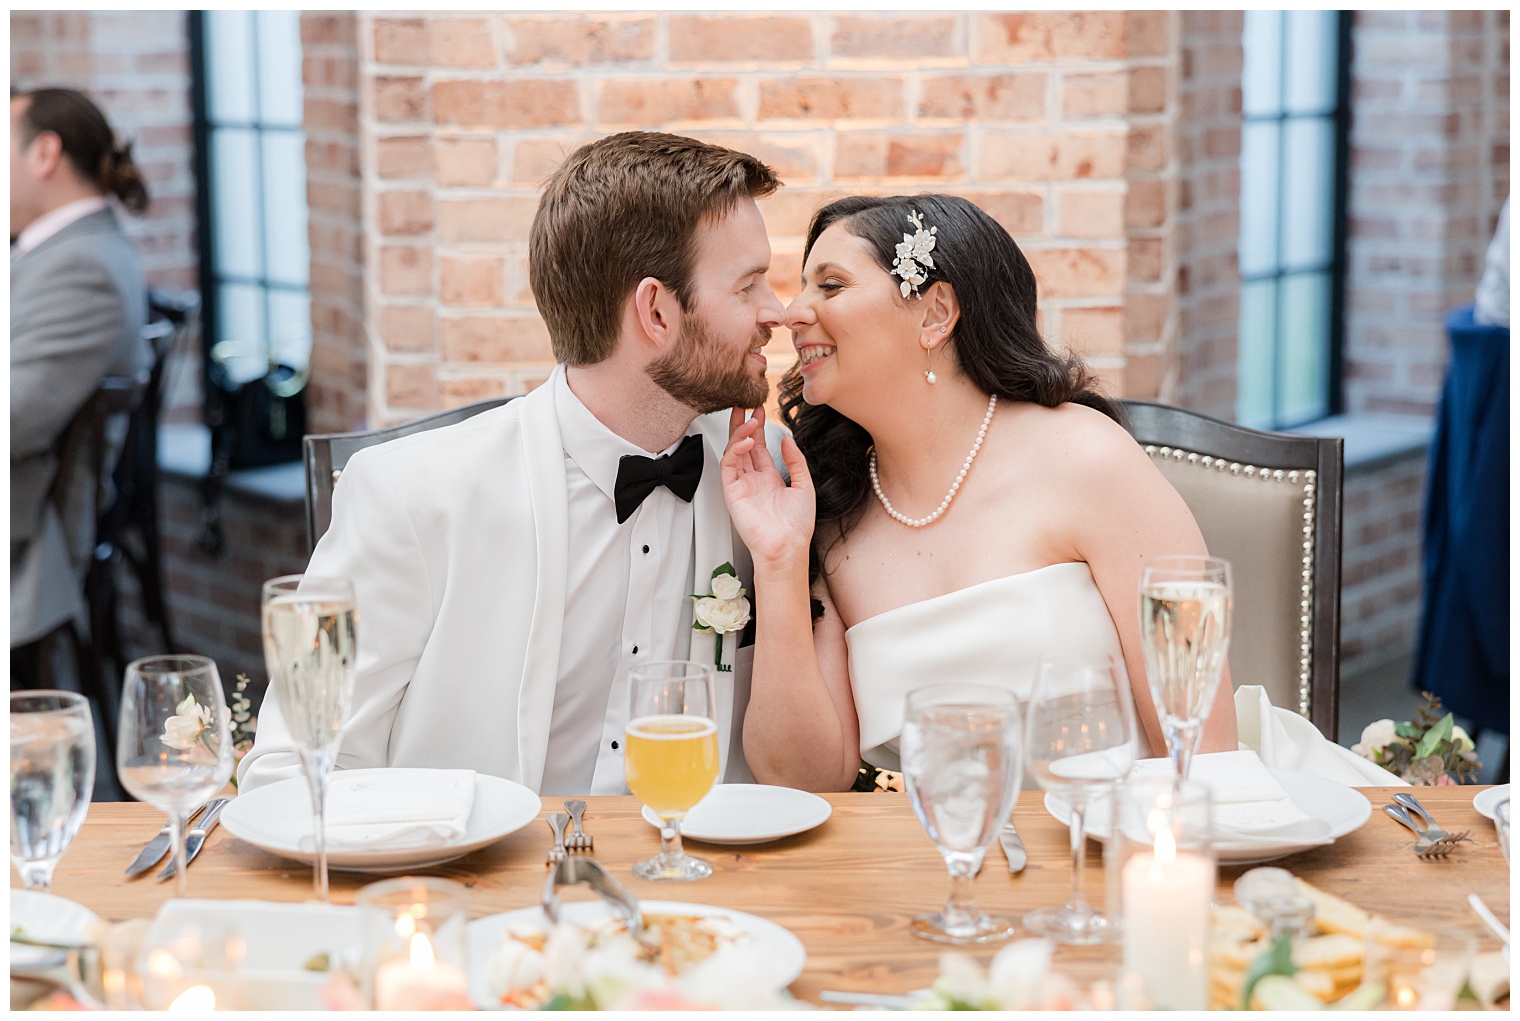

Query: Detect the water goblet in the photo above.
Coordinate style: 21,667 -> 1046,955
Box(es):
901,683 -> 1023,943
262,574 -> 358,903
1138,555 -> 1233,781
116,656 -> 234,897
10,692 -> 96,892
625,660 -> 719,882
1023,654 -> 1138,944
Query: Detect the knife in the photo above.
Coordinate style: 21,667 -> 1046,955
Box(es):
999,821 -> 1027,873
157,798 -> 230,881
125,800 -> 211,876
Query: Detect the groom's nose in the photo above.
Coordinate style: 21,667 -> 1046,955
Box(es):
756,283 -> 784,326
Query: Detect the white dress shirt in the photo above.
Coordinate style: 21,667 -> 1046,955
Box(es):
12,196 -> 110,259
540,369 -> 698,795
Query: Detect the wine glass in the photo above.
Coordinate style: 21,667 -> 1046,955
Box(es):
117,656 -> 234,897
262,574 -> 358,902
10,691 -> 96,892
1023,654 -> 1138,944
625,660 -> 719,882
900,683 -> 1023,943
1138,555 -> 1232,781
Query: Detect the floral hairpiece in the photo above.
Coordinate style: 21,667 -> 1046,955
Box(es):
892,209 -> 938,299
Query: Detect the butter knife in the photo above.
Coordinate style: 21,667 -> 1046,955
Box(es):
157,798 -> 230,880
999,821 -> 1027,873
125,800 -> 210,876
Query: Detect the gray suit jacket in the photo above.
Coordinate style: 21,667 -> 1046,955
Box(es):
11,208 -> 150,645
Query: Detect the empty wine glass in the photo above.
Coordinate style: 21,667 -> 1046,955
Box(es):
1023,654 -> 1138,943
117,657 -> 234,897
901,683 -> 1023,943
1138,555 -> 1232,781
11,692 -> 96,892
262,574 -> 358,902
625,660 -> 719,882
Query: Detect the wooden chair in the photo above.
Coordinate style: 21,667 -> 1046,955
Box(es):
1118,400 -> 1345,740
302,398 -> 515,554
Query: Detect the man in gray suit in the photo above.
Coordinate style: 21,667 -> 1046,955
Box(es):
11,87 -> 152,677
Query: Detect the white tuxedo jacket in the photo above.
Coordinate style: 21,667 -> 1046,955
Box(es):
237,382 -> 758,792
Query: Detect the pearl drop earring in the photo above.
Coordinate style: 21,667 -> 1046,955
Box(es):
925,370 -> 938,384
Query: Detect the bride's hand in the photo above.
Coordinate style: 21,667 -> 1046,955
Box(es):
721,405 -> 815,567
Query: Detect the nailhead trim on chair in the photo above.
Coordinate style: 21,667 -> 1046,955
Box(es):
1143,445 -> 1318,719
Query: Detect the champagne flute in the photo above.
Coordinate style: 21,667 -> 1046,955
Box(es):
10,692 -> 96,892
625,660 -> 719,882
262,574 -> 357,902
117,656 -> 233,897
1023,654 -> 1138,944
901,683 -> 1023,943
1138,555 -> 1232,782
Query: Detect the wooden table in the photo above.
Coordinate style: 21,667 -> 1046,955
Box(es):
28,785 -> 1510,1005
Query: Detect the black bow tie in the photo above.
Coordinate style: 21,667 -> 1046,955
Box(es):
613,434 -> 704,524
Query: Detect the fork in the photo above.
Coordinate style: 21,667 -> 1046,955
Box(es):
563,799 -> 592,851
1392,792 -> 1471,846
545,812 -> 570,865
1382,804 -> 1467,858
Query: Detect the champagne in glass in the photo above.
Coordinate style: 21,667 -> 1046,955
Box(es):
10,692 -> 96,892
901,683 -> 1022,943
117,656 -> 233,897
1022,654 -> 1137,944
626,661 -> 718,882
1138,555 -> 1232,782
262,575 -> 357,903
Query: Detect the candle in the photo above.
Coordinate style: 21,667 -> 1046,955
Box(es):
372,926 -> 471,1010
1120,825 -> 1212,1010
167,985 -> 216,1012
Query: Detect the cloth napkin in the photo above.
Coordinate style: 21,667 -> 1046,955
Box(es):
1129,749 -> 1332,846
1232,684 -> 1407,788
303,769 -> 476,851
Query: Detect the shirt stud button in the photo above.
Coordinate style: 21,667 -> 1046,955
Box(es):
632,645 -> 639,654
642,544 -> 650,554
611,740 -> 620,750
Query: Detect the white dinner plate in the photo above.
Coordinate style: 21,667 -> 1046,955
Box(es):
152,899 -> 360,1010
10,889 -> 100,970
466,900 -> 806,1009
1045,768 -> 1373,865
220,769 -> 541,873
639,784 -> 832,845
1474,783 -> 1511,821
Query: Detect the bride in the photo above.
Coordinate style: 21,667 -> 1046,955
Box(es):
722,194 -> 1238,791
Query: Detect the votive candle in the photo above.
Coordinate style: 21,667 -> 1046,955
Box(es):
1120,823 -> 1212,1009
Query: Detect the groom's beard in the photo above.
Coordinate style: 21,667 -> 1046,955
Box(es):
647,312 -> 771,414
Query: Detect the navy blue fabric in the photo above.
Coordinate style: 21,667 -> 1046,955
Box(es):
1411,304 -> 1509,732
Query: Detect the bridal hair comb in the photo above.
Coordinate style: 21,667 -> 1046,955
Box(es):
892,210 -> 938,299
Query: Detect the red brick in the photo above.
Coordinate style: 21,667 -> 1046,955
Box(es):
975,12 -> 1124,63
503,16 -> 656,66
433,79 -> 579,129
379,305 -> 437,353
668,15 -> 814,63
1127,124 -> 1168,171
829,15 -> 959,59
1062,71 -> 1128,118
917,73 -> 1047,122
441,257 -> 506,307
1062,306 -> 1124,356
430,18 -> 496,68
1124,11 -> 1172,57
1023,247 -> 1125,299
378,190 -> 433,236
376,135 -> 433,180
834,132 -> 964,179
1122,353 -> 1166,398
372,76 -> 426,122
437,197 -> 537,244
441,376 -> 509,407
441,317 -> 554,362
596,78 -> 739,126
756,189 -> 856,239
1128,237 -> 1164,282
1123,293 -> 1170,341
301,12 -> 353,47
511,138 -> 577,185
684,132 -> 819,182
304,97 -> 357,133
373,18 -> 427,66
386,363 -> 439,410
379,246 -> 432,295
959,189 -> 1045,237
1058,187 -> 1125,238
757,76 -> 903,121
436,137 -> 498,187
980,131 -> 1126,181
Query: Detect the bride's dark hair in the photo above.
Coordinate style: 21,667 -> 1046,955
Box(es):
778,194 -> 1121,603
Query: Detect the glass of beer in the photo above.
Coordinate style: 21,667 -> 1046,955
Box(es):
625,660 -> 719,882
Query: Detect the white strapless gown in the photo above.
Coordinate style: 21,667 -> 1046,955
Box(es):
845,562 -> 1122,771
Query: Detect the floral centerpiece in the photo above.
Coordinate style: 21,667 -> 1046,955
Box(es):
1350,692 -> 1480,785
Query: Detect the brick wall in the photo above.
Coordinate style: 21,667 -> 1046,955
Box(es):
1339,452 -> 1428,670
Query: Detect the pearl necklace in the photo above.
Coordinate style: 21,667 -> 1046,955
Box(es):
868,394 -> 997,528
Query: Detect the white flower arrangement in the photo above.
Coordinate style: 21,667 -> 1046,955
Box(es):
160,693 -> 229,754
916,940 -> 1097,1010
1350,692 -> 1480,785
692,562 -> 751,674
891,210 -> 938,298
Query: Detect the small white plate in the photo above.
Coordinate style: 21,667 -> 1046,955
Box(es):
221,768 -> 541,873
10,889 -> 99,970
1474,783 -> 1511,821
153,899 -> 360,1010
639,784 -> 832,845
1045,768 -> 1372,865
467,900 -> 806,1009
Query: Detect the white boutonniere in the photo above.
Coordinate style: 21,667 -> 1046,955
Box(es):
691,563 -> 751,674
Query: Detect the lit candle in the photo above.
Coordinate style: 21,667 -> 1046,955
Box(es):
168,984 -> 216,1012
1121,825 -> 1212,1010
372,917 -> 470,1011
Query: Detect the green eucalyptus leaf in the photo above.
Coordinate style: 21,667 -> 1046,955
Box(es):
1415,713 -> 1453,760
1241,934 -> 1298,1011
1394,722 -> 1422,740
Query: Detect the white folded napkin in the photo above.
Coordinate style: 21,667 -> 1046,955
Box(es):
303,769 -> 476,852
1129,750 -> 1330,846
1232,684 -> 1407,788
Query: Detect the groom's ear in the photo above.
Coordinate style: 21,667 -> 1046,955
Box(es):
631,276 -> 682,352
918,281 -> 960,350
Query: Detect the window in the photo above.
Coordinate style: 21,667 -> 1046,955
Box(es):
189,10 -> 310,391
1236,11 -> 1351,429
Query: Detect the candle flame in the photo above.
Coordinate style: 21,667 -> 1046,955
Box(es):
1153,824 -> 1176,862
394,912 -> 416,938
408,931 -> 436,969
168,985 -> 216,1012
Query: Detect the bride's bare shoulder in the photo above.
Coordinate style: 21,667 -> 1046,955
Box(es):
1004,400 -> 1145,472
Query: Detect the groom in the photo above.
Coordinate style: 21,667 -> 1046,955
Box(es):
238,132 -> 785,794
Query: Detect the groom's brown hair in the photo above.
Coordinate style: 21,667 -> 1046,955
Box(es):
529,131 -> 780,366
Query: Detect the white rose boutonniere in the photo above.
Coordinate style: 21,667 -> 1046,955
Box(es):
691,563 -> 751,674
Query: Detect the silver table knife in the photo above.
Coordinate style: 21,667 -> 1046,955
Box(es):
157,798 -> 230,880
125,800 -> 211,876
999,821 -> 1027,873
